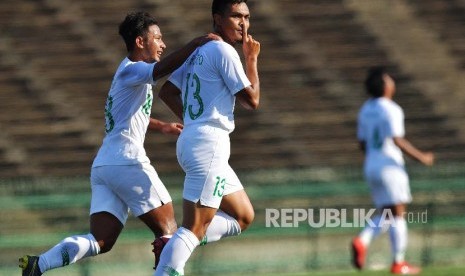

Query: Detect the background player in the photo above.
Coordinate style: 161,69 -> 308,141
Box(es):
154,0 -> 260,275
19,11 -> 219,276
351,67 -> 434,275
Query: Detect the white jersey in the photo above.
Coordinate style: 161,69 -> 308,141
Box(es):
168,40 -> 251,133
92,57 -> 156,167
357,97 -> 405,167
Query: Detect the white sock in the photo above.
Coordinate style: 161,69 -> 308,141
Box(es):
154,227 -> 199,276
359,215 -> 388,246
389,217 -> 408,263
200,210 -> 241,245
38,233 -> 100,273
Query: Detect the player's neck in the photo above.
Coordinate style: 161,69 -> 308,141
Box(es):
127,51 -> 146,63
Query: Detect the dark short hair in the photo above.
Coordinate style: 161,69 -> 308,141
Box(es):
212,0 -> 248,16
365,66 -> 387,98
119,11 -> 158,52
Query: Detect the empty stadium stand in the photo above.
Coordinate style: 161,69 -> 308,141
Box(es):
0,0 -> 464,178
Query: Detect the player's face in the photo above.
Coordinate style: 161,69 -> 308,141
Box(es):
384,74 -> 396,97
143,25 -> 166,63
215,3 -> 250,45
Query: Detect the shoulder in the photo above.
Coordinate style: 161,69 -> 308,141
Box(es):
118,58 -> 154,76
113,57 -> 155,85
123,59 -> 154,71
379,99 -> 403,122
359,99 -> 374,113
383,99 -> 403,114
202,41 -> 238,57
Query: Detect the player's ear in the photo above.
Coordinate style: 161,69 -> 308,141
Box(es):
135,35 -> 145,49
213,14 -> 222,29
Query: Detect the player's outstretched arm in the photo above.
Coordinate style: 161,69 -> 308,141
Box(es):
236,28 -> 260,110
148,118 -> 183,136
152,33 -> 220,81
394,137 -> 434,166
159,81 -> 184,121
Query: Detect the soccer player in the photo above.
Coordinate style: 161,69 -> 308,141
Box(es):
351,67 -> 434,274
19,11 -> 219,276
154,0 -> 260,275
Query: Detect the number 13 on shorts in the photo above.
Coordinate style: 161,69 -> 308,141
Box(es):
213,176 -> 226,197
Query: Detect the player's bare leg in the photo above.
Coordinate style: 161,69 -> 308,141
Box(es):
90,211 -> 124,253
195,189 -> 254,245
182,200 -> 218,240
389,204 -> 406,217
139,202 -> 177,236
197,189 -> 254,245
181,189 -> 255,242
219,189 -> 254,231
138,202 -> 177,269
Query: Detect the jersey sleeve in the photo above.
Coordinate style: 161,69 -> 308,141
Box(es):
119,61 -> 156,86
215,43 -> 251,95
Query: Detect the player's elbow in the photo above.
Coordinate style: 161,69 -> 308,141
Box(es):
237,87 -> 260,110
239,96 -> 259,110
240,100 -> 259,110
247,98 -> 260,110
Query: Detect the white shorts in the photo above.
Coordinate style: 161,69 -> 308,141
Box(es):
176,125 -> 243,208
364,163 -> 412,209
90,163 -> 172,224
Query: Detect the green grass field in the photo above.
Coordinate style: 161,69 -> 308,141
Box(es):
6,266 -> 465,276
3,167 -> 464,276
276,265 -> 465,276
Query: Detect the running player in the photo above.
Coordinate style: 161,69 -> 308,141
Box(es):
154,0 -> 260,275
19,11 -> 219,276
351,67 -> 434,275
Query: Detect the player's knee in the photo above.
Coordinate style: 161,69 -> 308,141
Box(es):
97,238 -> 117,254
238,209 -> 255,231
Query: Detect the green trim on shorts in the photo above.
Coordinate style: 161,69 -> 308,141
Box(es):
164,266 -> 183,276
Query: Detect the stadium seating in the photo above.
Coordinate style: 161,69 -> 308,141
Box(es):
407,0 -> 465,70
0,0 -> 464,178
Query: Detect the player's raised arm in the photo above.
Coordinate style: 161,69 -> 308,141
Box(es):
236,26 -> 261,110
153,33 -> 220,81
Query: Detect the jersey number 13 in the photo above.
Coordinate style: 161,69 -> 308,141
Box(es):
183,73 -> 204,120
